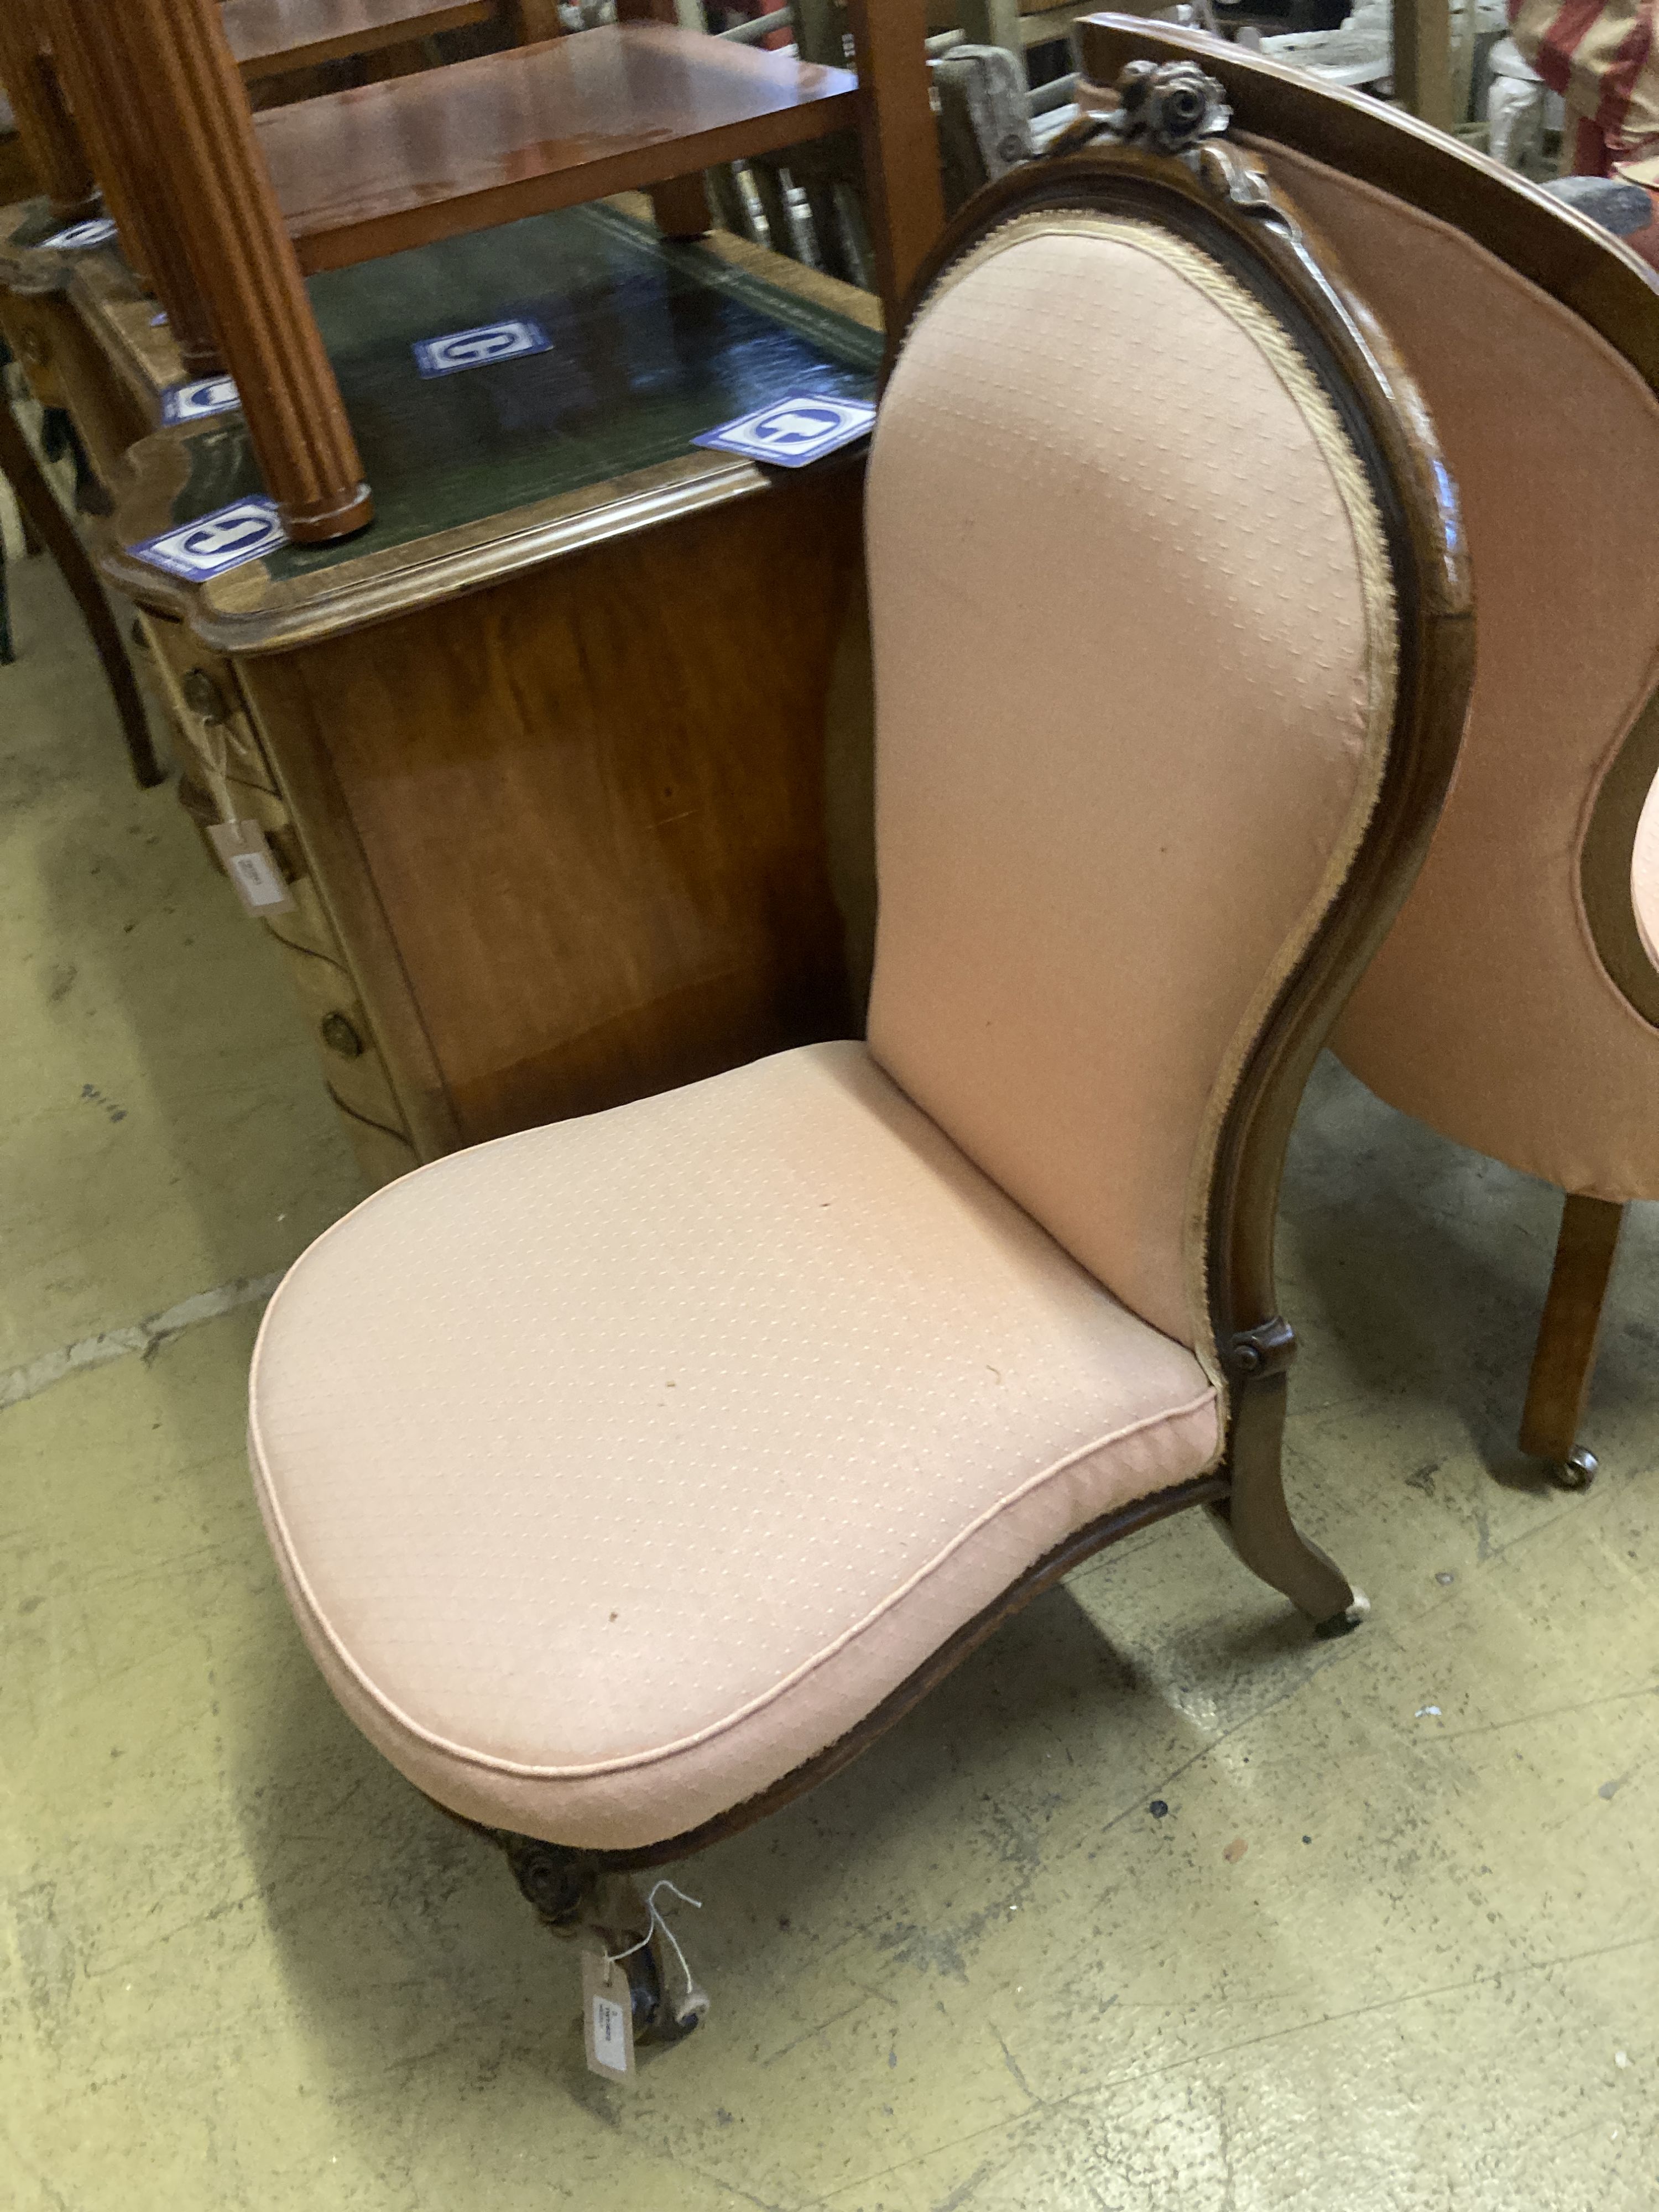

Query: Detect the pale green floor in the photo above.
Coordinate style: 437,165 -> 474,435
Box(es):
3,547 -> 1658,2212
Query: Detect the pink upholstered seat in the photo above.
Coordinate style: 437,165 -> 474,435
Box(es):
252,1042 -> 1218,1850
249,112 -> 1465,1870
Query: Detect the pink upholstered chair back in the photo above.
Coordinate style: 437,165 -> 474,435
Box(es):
862,200 -> 1412,1351
1245,141 -> 1659,1205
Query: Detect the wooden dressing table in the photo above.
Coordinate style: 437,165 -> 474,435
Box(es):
1,199 -> 879,1186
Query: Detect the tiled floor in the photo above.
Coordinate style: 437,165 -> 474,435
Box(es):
3,548 -> 1656,2209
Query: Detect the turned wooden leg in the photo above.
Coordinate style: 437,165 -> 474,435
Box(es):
0,0 -> 98,217
100,0 -> 372,544
1519,1192 -> 1625,1489
842,0 -> 945,331
0,392 -> 164,786
648,172 -> 713,242
46,0 -> 222,374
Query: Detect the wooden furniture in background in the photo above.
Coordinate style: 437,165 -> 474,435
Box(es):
0,203 -> 166,491
226,0 -> 498,82
57,0 -> 938,541
0,378 -> 161,782
0,0 -> 93,219
75,0 -> 374,541
47,0 -> 223,372
4,200 -> 883,1187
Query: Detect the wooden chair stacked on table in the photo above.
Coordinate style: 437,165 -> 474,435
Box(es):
1079,15 -> 1659,1492
27,0 -> 938,541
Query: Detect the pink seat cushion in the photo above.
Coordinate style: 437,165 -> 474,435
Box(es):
249,1042 -> 1219,1850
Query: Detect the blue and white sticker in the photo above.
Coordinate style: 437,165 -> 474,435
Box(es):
128,495 -> 286,583
160,375 -> 241,426
692,393 -> 877,469
42,215 -> 118,251
413,318 -> 552,378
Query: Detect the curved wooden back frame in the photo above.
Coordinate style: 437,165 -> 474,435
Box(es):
1077,14 -> 1659,1034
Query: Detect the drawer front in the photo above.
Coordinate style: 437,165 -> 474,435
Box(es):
267,935 -> 409,1140
188,757 -> 418,1186
139,615 -> 279,794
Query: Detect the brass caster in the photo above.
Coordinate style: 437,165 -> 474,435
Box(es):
620,1939 -> 703,2048
1314,1587 -> 1371,1641
1550,1447 -> 1598,1493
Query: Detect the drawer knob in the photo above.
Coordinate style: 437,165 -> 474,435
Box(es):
181,667 -> 228,722
320,1012 -> 365,1059
19,329 -> 48,368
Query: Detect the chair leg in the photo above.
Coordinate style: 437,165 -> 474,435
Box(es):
0,395 -> 165,787
1208,1366 -> 1368,1637
499,1834 -> 706,2045
1519,1192 -> 1624,1490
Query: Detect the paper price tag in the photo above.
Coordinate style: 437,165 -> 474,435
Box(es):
692,393 -> 876,469
43,216 -> 118,251
581,1947 -> 636,2083
413,319 -> 552,378
161,375 -> 240,426
207,820 -> 296,917
128,496 -> 285,583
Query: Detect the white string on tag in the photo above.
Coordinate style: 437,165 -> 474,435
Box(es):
200,717 -> 236,826
606,1879 -> 703,2009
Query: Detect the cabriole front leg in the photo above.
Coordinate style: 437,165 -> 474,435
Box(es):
1211,1330 -> 1367,1637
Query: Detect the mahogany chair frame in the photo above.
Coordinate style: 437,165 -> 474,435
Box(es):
1074,14 -> 1659,1492
469,72 -> 1474,2028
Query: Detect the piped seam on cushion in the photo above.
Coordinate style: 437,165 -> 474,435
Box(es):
247,1384 -> 1219,1784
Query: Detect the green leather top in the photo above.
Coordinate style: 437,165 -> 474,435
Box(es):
162,201 -> 881,582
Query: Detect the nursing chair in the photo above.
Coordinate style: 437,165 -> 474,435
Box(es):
1079,17 -> 1659,1493
246,66 -> 1470,2038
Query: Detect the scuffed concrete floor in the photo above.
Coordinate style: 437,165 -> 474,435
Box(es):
3,544 -> 1657,2211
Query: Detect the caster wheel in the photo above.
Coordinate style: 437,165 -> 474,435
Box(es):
1551,1447 -> 1598,1493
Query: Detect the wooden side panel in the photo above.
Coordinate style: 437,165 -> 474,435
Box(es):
237,472 -> 865,1147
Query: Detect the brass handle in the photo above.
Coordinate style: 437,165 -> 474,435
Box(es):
18,328 -> 48,368
320,1012 -> 365,1060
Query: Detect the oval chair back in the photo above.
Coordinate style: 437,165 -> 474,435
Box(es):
1077,15 -> 1659,1485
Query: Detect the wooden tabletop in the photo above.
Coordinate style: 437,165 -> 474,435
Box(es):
255,25 -> 860,274
226,0 -> 495,82
86,199 -> 880,648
